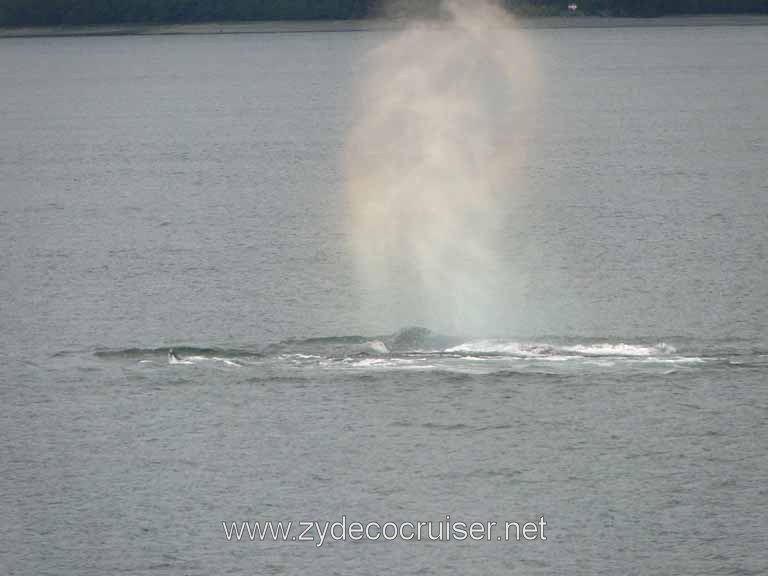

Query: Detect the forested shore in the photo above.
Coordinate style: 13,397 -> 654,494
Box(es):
2,0 -> 767,27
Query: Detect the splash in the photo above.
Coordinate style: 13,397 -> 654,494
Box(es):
345,0 -> 537,335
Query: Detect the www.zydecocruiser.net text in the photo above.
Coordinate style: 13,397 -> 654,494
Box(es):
223,515 -> 547,547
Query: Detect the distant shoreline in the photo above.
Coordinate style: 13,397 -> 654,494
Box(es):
2,15 -> 768,39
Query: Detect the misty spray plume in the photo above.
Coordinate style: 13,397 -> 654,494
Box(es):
345,0 -> 537,335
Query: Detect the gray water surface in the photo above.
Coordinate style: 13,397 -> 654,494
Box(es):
1,25 -> 767,575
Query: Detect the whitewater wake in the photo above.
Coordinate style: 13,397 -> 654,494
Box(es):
86,327 -> 768,376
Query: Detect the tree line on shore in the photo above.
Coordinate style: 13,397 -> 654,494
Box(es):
1,0 -> 766,27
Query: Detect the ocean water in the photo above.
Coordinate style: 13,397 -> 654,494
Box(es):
1,24 -> 767,575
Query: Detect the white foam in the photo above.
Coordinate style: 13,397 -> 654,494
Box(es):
640,356 -> 703,364
445,340 -> 549,357
329,357 -> 430,370
168,355 -> 241,367
446,340 -> 677,358
562,343 -> 675,357
347,358 -> 389,367
281,354 -> 321,360
212,357 -> 241,367
538,355 -> 572,362
366,340 -> 389,354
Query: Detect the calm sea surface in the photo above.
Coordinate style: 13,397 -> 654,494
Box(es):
1,24 -> 767,575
